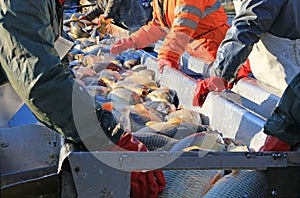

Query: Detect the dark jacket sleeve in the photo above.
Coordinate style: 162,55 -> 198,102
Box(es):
211,0 -> 286,82
0,0 -> 123,149
85,2 -> 105,20
264,73 -> 300,146
104,0 -> 122,19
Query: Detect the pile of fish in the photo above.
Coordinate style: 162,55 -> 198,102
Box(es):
62,11 -> 267,198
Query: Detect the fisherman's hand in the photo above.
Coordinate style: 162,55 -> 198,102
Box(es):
192,76 -> 230,107
113,132 -> 166,197
110,38 -> 135,55
259,135 -> 290,151
158,59 -> 179,73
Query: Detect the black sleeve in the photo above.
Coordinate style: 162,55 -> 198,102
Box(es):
211,0 -> 286,82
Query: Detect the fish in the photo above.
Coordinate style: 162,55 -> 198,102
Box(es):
170,132 -> 226,152
72,66 -> 97,79
160,131 -> 224,198
203,170 -> 268,198
98,69 -> 122,85
125,103 -> 163,132
136,120 -> 203,139
70,21 -> 90,39
84,85 -> 109,97
143,101 -> 176,119
164,109 -> 203,125
159,169 -> 223,198
120,51 -> 141,69
132,132 -> 179,151
131,64 -> 148,72
107,87 -> 143,110
123,75 -> 159,90
82,54 -> 105,67
115,81 -> 149,98
133,69 -> 156,81
146,87 -> 179,108
80,77 -> 101,86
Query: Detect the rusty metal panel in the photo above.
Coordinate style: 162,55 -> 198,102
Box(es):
68,152 -> 131,198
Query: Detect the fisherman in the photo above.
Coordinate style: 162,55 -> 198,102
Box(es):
80,0 -> 149,32
259,73 -> 300,151
0,1 -> 166,197
109,0 -> 230,73
192,0 -> 300,151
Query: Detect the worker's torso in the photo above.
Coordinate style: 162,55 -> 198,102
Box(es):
158,0 -> 228,38
268,0 -> 300,39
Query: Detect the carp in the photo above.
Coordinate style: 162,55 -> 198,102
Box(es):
133,132 -> 179,151
164,109 -> 203,125
170,132 -> 226,152
203,170 -> 267,198
115,81 -> 149,98
136,120 -> 203,139
143,101 -> 176,119
114,103 -> 163,132
147,87 -> 179,108
123,75 -> 159,90
107,87 -> 143,110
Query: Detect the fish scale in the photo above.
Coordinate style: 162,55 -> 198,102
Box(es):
203,170 -> 267,198
132,132 -> 178,151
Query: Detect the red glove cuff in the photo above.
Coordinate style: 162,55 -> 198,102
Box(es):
236,59 -> 252,81
259,135 -> 290,152
158,59 -> 179,73
193,76 -> 229,107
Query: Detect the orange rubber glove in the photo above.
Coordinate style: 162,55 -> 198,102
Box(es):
110,38 -> 135,55
259,135 -> 290,152
158,59 -> 179,73
192,76 -> 230,107
114,132 -> 166,198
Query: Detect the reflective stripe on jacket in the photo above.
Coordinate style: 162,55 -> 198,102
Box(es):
212,0 -> 300,83
129,0 -> 228,64
156,0 -> 228,63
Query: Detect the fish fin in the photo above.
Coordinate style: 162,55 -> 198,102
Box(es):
231,169 -> 240,176
203,172 -> 223,195
145,121 -> 161,126
102,102 -> 113,112
183,145 -> 201,152
135,103 -> 145,111
168,117 -> 182,124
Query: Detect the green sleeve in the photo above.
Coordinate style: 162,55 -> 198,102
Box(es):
0,0 -> 123,149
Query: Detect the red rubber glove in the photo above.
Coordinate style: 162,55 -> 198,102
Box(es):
259,135 -> 290,152
236,59 -> 252,81
158,59 -> 179,73
78,15 -> 87,20
114,132 -> 166,198
192,76 -> 230,107
58,0 -> 65,5
110,38 -> 135,55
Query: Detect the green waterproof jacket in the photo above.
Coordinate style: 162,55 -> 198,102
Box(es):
0,0 -> 123,149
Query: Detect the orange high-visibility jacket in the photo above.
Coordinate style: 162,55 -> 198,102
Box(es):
130,0 -> 229,64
